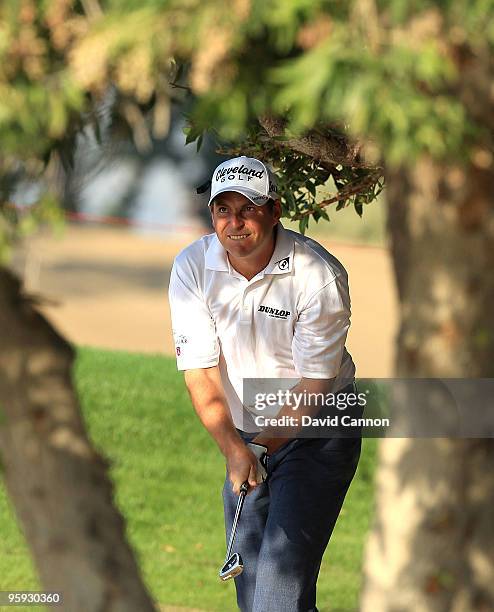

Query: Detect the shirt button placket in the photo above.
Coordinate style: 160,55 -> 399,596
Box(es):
238,289 -> 256,376
240,292 -> 250,323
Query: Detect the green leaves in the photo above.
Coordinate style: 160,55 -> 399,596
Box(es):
190,1 -> 488,170
183,120 -> 203,146
1,0 -> 492,251
298,215 -> 309,234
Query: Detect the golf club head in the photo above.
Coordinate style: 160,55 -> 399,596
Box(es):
219,552 -> 244,581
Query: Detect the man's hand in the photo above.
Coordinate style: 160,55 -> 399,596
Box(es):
225,443 -> 263,494
246,442 -> 268,483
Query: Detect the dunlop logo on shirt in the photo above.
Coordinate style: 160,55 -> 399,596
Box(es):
258,305 -> 291,320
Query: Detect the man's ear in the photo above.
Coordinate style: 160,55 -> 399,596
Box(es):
209,203 -> 215,227
273,200 -> 282,224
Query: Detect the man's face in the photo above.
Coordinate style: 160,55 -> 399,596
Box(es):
210,192 -> 281,261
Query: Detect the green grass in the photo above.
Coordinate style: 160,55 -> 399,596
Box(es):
0,348 -> 377,611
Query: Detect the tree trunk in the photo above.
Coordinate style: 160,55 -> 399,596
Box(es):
361,159 -> 494,611
0,268 -> 156,612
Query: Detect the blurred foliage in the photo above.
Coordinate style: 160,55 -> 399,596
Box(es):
1,0 -> 493,253
220,133 -> 384,232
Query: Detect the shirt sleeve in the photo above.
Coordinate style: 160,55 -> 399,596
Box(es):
292,274 -> 351,378
168,259 -> 220,370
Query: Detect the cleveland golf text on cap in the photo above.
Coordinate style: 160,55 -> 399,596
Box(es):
208,156 -> 278,206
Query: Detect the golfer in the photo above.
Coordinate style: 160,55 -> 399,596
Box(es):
169,156 -> 362,612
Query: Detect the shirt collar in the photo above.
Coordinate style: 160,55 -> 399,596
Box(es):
205,233 -> 229,271
205,223 -> 294,275
264,223 -> 294,275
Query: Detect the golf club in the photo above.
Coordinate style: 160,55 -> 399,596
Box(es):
219,481 -> 249,581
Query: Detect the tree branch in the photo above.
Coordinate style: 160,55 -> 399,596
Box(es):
259,116 -> 377,169
290,170 -> 383,219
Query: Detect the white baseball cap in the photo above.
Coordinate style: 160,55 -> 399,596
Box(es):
208,156 -> 278,206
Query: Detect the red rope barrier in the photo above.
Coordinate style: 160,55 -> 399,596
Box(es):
5,202 -> 207,234
65,210 -> 205,233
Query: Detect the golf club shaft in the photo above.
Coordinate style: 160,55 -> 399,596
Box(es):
225,482 -> 248,561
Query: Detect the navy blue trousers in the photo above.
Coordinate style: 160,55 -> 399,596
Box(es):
222,431 -> 362,611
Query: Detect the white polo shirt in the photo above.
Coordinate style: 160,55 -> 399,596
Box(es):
168,223 -> 356,431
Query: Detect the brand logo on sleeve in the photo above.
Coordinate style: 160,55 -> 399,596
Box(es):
175,334 -> 188,357
258,304 -> 291,320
